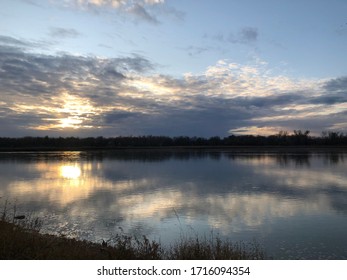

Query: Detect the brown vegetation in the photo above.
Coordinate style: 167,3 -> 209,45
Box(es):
0,213 -> 264,260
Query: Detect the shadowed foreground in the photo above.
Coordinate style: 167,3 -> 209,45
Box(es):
0,219 -> 264,260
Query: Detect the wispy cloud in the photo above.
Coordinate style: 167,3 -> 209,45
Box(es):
49,27 -> 81,39
0,35 -> 50,52
184,45 -> 210,57
0,37 -> 346,137
236,27 -> 258,44
50,0 -> 181,24
207,27 -> 259,45
62,0 -> 161,9
126,3 -> 160,24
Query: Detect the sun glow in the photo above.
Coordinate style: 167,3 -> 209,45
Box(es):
60,165 -> 81,179
57,93 -> 97,129
60,117 -> 83,128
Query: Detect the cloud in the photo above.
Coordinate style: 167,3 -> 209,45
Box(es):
237,27 -> 258,44
0,35 -> 32,47
0,40 -> 155,135
52,0 -> 180,24
336,23 -> 347,36
323,76 -> 347,92
0,35 -> 49,52
207,27 -> 259,45
49,27 -> 81,39
310,95 -> 347,105
1,37 -> 347,137
144,0 -> 164,4
309,77 -> 347,105
104,111 -> 144,123
127,3 -> 159,24
185,45 -> 210,57
76,0 -> 164,8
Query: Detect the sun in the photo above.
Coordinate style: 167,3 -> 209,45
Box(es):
59,116 -> 83,129
57,93 -> 97,129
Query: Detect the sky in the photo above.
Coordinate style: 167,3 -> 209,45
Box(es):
0,0 -> 346,137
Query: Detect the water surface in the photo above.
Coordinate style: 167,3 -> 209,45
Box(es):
0,149 -> 346,259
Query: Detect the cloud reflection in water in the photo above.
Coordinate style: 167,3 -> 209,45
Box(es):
0,151 -> 346,258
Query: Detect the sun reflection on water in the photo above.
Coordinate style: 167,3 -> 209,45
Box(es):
60,165 -> 81,179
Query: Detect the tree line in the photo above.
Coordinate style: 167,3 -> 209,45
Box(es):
0,130 -> 347,149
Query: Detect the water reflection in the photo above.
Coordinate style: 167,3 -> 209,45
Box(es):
0,150 -> 347,259
60,165 -> 81,179
1,149 -> 346,165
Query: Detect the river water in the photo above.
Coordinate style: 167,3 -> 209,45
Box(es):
0,149 -> 346,259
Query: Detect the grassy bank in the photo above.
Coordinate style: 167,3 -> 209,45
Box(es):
0,218 -> 264,260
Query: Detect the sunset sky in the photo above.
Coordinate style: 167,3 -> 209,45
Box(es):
1,0 -> 346,137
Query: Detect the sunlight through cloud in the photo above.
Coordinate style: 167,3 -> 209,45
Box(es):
56,93 -> 98,129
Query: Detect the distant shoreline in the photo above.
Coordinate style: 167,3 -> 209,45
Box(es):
1,145 -> 347,153
1,133 -> 347,151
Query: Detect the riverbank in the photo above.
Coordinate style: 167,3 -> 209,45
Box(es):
1,145 -> 347,153
0,219 -> 264,260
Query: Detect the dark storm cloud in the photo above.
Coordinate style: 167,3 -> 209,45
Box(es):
49,27 -> 81,39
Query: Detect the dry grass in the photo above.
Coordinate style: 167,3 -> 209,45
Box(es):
0,220 -> 166,260
0,204 -> 264,260
167,235 -> 264,260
